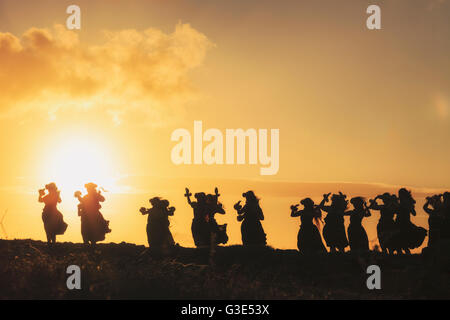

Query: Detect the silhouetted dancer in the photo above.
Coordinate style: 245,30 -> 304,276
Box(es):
319,192 -> 349,253
205,188 -> 228,246
345,197 -> 371,252
368,193 -> 397,254
423,194 -> 444,250
392,188 -> 427,254
441,192 -> 450,244
74,182 -> 111,245
140,197 -> 175,252
185,188 -> 210,247
234,191 -> 267,246
38,183 -> 67,245
290,198 -> 326,254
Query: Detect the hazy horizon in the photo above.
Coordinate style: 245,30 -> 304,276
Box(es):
0,0 -> 448,250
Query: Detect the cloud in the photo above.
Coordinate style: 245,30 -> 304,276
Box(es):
114,175 -> 448,198
0,23 -> 213,125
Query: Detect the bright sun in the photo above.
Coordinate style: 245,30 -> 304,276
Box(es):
44,136 -> 117,197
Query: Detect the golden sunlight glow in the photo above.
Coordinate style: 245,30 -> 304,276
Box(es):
43,136 -> 117,197
0,0 -> 448,252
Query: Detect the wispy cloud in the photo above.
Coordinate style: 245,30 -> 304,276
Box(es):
113,175 -> 448,198
0,23 -> 213,126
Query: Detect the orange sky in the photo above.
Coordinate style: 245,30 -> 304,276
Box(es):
0,0 -> 448,250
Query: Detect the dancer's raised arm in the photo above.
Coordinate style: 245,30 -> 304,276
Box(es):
215,202 -> 225,215
184,187 -> 193,205
290,204 -> 301,217
167,206 -> 175,216
74,190 -> 82,200
234,200 -> 244,214
97,190 -> 105,202
368,196 -> 382,210
363,201 -> 371,217
319,193 -> 331,211
38,188 -> 46,202
423,197 -> 434,215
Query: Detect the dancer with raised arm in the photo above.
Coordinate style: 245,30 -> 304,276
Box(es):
38,183 -> 67,245
441,192 -> 450,243
205,188 -> 228,246
234,191 -> 267,246
140,197 -> 175,252
185,188 -> 209,247
423,194 -> 444,250
368,193 -> 397,254
291,198 -> 326,254
74,183 -> 111,245
319,192 -> 349,253
345,197 -> 371,252
393,188 -> 427,254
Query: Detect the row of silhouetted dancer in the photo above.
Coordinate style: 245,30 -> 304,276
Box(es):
38,183 -> 450,254
39,182 -> 111,245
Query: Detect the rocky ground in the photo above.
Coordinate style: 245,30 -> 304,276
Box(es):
0,239 -> 449,299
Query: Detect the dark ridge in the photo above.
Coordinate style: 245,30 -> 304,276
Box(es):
0,239 -> 449,299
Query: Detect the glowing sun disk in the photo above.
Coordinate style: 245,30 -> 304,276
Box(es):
44,137 -> 116,196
